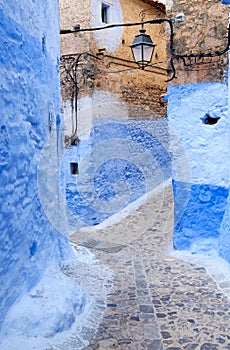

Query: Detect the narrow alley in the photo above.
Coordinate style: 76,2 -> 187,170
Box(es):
70,183 -> 230,350
1,1 -> 230,349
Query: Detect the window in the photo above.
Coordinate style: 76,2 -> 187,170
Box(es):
70,162 -> 79,175
175,12 -> 185,24
101,3 -> 110,24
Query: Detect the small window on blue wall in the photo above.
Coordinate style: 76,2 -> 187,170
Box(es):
202,113 -> 221,125
70,162 -> 79,175
101,3 -> 110,24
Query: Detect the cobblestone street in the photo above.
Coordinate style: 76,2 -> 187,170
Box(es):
71,183 -> 230,350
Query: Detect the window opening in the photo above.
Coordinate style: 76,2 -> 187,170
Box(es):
70,162 -> 79,175
101,3 -> 110,24
202,113 -> 221,125
175,13 -> 185,24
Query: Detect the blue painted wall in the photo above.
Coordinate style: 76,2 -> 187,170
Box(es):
220,194 -> 230,262
63,118 -> 171,229
219,65 -> 230,262
168,82 -> 230,260
0,1 -> 85,333
173,181 -> 229,250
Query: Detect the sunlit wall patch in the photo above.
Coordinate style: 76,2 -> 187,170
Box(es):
90,0 -> 123,52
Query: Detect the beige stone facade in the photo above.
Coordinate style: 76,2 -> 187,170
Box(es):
59,0 -> 229,142
60,0 -> 91,54
166,0 -> 229,85
59,0 -> 168,130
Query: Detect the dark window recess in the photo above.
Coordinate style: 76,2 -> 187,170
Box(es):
42,35 -> 46,54
70,162 -> 79,175
101,3 -> 109,24
202,113 -> 221,125
73,24 -> 80,31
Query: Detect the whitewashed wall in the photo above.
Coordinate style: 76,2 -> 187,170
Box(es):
168,82 -> 230,261
0,0 -> 86,343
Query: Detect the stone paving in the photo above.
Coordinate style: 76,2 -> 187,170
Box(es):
71,183 -> 230,350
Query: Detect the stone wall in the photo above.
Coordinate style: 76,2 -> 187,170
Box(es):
167,0 -> 229,84
59,0 -> 168,129
60,0 -> 91,54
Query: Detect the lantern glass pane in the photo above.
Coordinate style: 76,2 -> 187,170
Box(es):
132,46 -> 142,63
143,45 -> 154,63
132,45 -> 153,64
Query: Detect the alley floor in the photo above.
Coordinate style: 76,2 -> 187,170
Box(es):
71,183 -> 230,350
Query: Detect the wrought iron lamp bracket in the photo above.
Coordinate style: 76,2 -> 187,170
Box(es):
60,19 -> 230,82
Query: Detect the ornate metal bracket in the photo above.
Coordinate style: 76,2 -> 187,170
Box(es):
61,18 -> 230,82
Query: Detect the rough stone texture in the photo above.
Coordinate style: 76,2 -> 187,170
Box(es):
59,0 -> 168,122
59,0 -> 91,54
71,184 -> 230,349
166,0 -> 229,84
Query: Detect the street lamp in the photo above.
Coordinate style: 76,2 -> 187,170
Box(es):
60,18 -> 174,78
60,17 -> 230,81
130,27 -> 156,70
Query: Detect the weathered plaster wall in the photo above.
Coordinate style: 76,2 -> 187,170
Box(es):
63,117 -> 171,230
166,0 -> 230,262
59,0 -> 168,127
90,0 -> 124,52
0,0 -> 85,334
168,82 -> 229,259
91,0 -> 167,116
219,37 -> 230,262
220,195 -> 230,262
